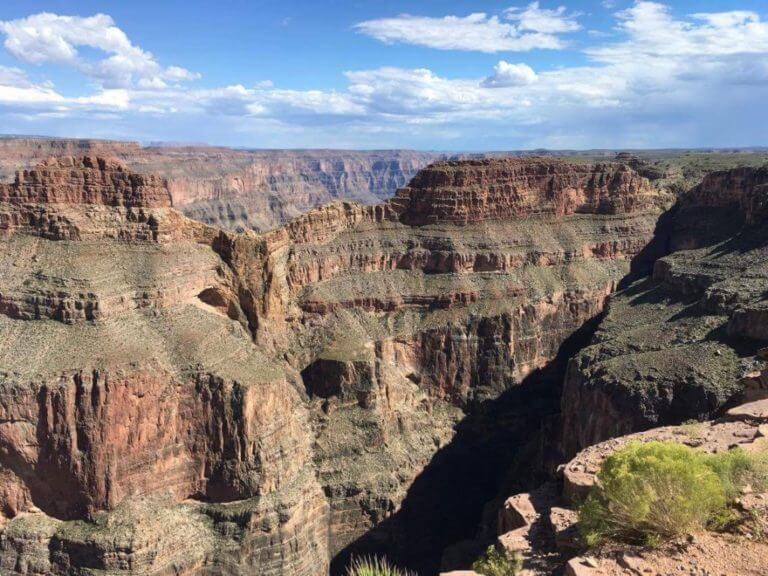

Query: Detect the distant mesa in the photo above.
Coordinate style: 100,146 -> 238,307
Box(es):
391,158 -> 667,226
0,156 -> 172,208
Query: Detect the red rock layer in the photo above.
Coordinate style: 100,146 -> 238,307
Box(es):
263,201 -> 396,248
0,369 -> 315,519
393,158 -> 662,225
0,156 -> 172,208
681,165 -> 768,224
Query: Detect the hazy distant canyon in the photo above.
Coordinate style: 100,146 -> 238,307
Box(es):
0,137 -> 439,232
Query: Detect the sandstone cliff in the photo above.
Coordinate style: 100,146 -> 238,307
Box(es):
0,155 -> 667,575
0,138 -> 142,182
0,156 -> 172,208
0,138 -> 439,232
394,159 -> 664,225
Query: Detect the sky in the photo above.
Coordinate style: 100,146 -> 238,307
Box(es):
0,1 -> 767,150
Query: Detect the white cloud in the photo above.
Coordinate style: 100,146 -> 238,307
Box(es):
0,65 -> 64,106
165,66 -> 200,82
0,13 -> 200,89
75,89 -> 130,110
504,2 -> 580,34
1,3 -> 768,149
588,2 -> 768,62
0,84 -> 63,106
346,68 -> 482,115
0,63 -> 130,113
0,65 -> 40,88
482,61 -> 538,87
354,3 -> 580,52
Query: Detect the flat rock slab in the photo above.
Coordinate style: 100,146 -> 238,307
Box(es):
550,507 -> 580,553
563,413 -> 766,505
727,398 -> 768,420
566,557 -> 604,576
499,482 -> 558,533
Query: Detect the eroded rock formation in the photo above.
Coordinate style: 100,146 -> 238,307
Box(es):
0,138 -> 439,232
0,156 -> 172,208
561,165 -> 768,457
0,155 -> 669,574
394,159 -> 664,225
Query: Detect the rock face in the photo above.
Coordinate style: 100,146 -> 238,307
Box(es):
0,156 -> 667,575
169,149 -> 439,231
0,138 -> 439,231
0,156 -> 329,575
680,165 -> 768,225
0,138 -> 142,182
0,156 -> 172,208
394,159 -> 663,225
561,165 -> 768,457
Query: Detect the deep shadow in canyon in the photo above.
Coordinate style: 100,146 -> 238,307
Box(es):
330,201 -> 685,575
329,314 -> 604,576
618,203 -> 676,290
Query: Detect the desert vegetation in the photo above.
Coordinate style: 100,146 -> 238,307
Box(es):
345,556 -> 416,576
579,441 -> 768,547
471,545 -> 522,576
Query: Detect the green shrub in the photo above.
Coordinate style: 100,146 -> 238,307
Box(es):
345,556 -> 416,576
703,447 -> 768,499
472,545 -> 521,576
579,441 -> 727,546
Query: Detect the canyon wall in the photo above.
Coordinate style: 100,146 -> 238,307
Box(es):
561,165 -> 768,457
394,159 -> 664,225
0,155 -> 670,575
0,138 -> 142,181
0,138 -> 439,232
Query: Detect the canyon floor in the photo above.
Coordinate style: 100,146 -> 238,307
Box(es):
0,143 -> 766,575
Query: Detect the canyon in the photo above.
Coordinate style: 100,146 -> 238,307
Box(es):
0,149 -> 766,576
0,137 -> 439,232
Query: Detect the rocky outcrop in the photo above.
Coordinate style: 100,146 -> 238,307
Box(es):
679,165 -> 768,225
393,159 -> 665,226
0,156 -> 171,208
452,397 -> 768,576
0,156 -> 214,242
561,165 -> 768,457
561,400 -> 768,575
0,137 -> 142,182
0,156 -> 666,575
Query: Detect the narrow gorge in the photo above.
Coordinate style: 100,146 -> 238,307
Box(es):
0,153 -> 765,575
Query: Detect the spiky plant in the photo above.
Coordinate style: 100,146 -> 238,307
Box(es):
345,555 -> 416,576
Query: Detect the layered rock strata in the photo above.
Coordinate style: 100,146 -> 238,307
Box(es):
0,138 -> 439,232
0,156 -> 667,574
394,159 -> 665,225
0,156 -> 172,208
562,165 -> 768,457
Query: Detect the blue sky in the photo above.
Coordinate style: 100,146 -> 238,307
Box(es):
0,1 -> 767,149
